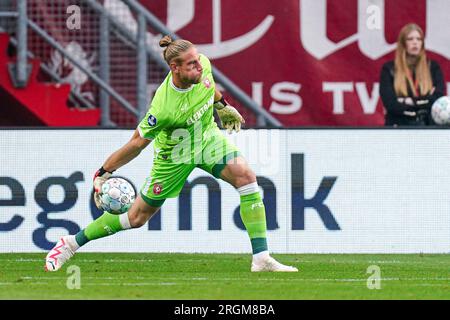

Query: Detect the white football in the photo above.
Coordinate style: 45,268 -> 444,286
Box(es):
99,177 -> 136,214
431,96 -> 450,125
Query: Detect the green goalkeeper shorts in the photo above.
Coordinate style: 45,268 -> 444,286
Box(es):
140,129 -> 240,207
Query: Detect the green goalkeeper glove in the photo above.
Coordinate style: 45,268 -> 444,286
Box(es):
214,97 -> 245,134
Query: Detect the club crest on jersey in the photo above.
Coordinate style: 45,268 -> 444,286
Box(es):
153,182 -> 162,195
203,78 -> 211,88
147,114 -> 157,126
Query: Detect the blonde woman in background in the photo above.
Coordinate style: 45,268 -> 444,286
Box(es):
380,23 -> 445,126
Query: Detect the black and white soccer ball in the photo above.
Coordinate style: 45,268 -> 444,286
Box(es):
99,177 -> 136,214
431,96 -> 450,125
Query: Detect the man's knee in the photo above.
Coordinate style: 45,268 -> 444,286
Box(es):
234,167 -> 257,188
221,157 -> 257,188
128,206 -> 160,228
129,212 -> 146,228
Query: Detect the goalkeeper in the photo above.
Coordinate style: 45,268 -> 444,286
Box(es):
45,35 -> 297,273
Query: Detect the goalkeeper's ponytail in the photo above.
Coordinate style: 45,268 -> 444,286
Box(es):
159,35 -> 194,66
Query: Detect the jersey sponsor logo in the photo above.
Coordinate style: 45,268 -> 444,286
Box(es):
142,177 -> 152,195
147,114 -> 157,126
186,96 -> 214,125
153,182 -> 163,195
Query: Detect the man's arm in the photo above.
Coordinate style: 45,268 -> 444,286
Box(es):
92,129 -> 152,210
93,129 -> 151,204
214,88 -> 223,104
102,129 -> 151,172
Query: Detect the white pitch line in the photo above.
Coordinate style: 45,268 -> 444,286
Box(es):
2,281 -> 446,288
0,282 -> 49,285
3,259 -> 43,262
85,282 -> 178,286
297,260 -> 450,265
415,283 -> 450,287
297,260 -> 403,264
0,282 -> 179,286
6,259 -> 450,266
2,259 -> 156,263
11,276 -> 450,283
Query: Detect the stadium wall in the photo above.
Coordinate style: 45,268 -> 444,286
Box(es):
1,129 -> 449,253
27,0 -> 450,127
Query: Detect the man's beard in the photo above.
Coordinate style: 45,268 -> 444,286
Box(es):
182,74 -> 202,85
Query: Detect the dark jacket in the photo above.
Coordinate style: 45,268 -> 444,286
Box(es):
379,60 -> 445,126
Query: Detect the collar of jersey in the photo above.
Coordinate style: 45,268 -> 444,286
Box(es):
170,77 -> 194,93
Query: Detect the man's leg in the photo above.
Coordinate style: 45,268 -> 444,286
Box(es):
44,195 -> 161,271
220,156 -> 298,272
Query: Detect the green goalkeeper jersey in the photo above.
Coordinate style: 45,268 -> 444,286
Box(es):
138,54 -> 218,162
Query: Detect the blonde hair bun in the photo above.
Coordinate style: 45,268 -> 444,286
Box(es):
159,35 -> 173,48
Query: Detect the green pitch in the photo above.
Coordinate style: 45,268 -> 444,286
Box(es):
0,253 -> 448,299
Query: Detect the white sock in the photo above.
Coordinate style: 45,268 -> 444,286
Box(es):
119,212 -> 132,230
253,250 -> 270,262
237,182 -> 259,196
65,235 -> 80,252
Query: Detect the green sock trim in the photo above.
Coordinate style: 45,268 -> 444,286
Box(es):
140,192 -> 166,207
212,151 -> 241,178
251,238 -> 268,254
75,230 -> 89,247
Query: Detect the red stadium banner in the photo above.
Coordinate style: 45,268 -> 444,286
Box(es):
142,0 -> 450,126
